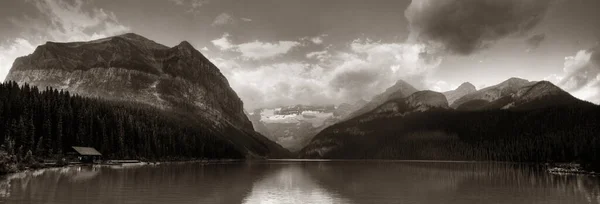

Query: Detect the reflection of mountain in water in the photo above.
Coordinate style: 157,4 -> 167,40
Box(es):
0,162 -> 598,204
302,162 -> 600,204
242,164 -> 350,204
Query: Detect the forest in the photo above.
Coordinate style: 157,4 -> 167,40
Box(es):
302,103 -> 600,169
0,81 -> 245,171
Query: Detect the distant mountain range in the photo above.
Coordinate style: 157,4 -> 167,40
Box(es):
443,82 -> 476,105
299,78 -> 600,164
247,102 -> 363,151
5,33 -> 288,158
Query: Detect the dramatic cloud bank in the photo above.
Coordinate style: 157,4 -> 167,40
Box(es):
405,0 -> 552,55
213,36 -> 441,110
0,0 -> 130,81
552,47 -> 600,103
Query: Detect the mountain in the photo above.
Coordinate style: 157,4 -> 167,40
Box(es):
5,33 -> 288,158
345,80 -> 418,119
0,82 -> 247,161
455,81 -> 588,111
334,99 -> 367,117
299,79 -> 600,164
443,82 -> 476,105
248,104 -> 360,151
450,77 -> 531,109
353,90 -> 449,126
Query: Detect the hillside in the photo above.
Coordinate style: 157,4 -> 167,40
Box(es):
4,33 -> 289,159
0,82 -> 247,162
299,80 -> 600,165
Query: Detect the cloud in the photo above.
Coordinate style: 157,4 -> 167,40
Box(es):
427,80 -> 455,92
526,34 -> 546,51
212,13 -> 234,26
306,50 -> 331,62
301,34 -> 328,45
217,37 -> 441,110
405,0 -> 553,55
311,36 -> 324,44
211,33 -> 235,50
224,62 -> 331,110
0,0 -> 130,82
327,39 -> 441,100
241,18 -> 253,22
0,39 -> 37,82
169,0 -> 209,12
552,47 -> 600,103
23,0 -> 129,42
211,33 -> 301,60
237,41 -> 300,60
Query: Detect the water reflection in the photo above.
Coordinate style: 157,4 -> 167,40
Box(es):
0,161 -> 598,204
242,164 -> 350,204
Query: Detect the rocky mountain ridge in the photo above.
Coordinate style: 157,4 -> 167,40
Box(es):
443,82 -> 476,105
7,33 -> 251,129
451,77 -> 532,109
345,80 -> 418,120
6,33 -> 288,158
299,78 -> 597,160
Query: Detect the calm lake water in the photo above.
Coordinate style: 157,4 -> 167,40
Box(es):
0,160 -> 599,204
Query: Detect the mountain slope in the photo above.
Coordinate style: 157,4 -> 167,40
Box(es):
443,82 -> 476,105
451,78 -> 532,109
0,82 -> 246,160
345,80 -> 418,119
456,81 -> 590,111
299,80 -> 600,164
5,33 -> 288,158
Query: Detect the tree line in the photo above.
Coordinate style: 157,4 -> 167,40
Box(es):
0,81 -> 244,162
302,104 -> 600,169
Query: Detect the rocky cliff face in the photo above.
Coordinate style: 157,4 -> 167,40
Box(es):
6,33 -> 288,158
406,91 -> 449,111
6,33 -> 251,130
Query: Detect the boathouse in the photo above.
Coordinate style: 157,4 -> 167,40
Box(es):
71,146 -> 103,163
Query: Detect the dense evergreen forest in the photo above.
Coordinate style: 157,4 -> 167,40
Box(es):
0,81 -> 245,164
302,104 -> 600,169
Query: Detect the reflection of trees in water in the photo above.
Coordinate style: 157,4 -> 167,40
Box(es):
0,162 -> 598,204
303,162 -> 600,204
0,166 -> 101,199
0,162 -> 278,204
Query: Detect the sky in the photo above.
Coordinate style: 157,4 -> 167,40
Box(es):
1,0 -> 599,110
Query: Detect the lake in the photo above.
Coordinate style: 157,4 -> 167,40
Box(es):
0,160 -> 599,204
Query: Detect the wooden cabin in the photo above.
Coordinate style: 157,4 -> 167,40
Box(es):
71,146 -> 102,163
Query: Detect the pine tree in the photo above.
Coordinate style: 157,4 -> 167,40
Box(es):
55,114 -> 63,155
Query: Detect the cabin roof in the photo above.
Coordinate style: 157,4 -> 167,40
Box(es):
72,146 -> 102,156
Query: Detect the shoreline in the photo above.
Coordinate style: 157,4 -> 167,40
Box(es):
546,163 -> 600,176
3,159 -> 599,177
0,158 -> 245,176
